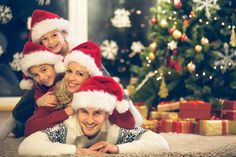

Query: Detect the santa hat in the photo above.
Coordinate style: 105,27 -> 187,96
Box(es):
62,41 -> 103,76
30,10 -> 70,43
20,41 -> 64,89
71,76 -> 143,129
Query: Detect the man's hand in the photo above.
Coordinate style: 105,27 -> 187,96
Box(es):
89,141 -> 119,154
36,91 -> 57,107
75,147 -> 104,155
64,105 -> 75,116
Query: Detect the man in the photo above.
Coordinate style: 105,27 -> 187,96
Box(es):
18,76 -> 169,155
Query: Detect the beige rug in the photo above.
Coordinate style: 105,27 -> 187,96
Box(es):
1,133 -> 236,157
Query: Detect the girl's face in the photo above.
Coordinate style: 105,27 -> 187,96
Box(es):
64,62 -> 90,93
29,64 -> 56,87
40,30 -> 67,55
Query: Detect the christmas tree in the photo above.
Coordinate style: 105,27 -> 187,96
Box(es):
130,0 -> 236,111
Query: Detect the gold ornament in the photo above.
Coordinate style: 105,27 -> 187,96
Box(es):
160,19 -> 168,28
230,27 -> 236,47
149,42 -> 157,52
187,61 -> 196,73
148,52 -> 156,61
200,37 -> 209,45
126,76 -> 138,96
195,45 -> 203,53
172,29 -> 182,40
158,77 -> 168,98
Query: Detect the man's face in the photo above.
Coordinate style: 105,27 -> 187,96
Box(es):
77,107 -> 108,139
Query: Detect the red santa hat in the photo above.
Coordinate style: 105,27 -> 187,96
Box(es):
20,41 -> 64,89
30,10 -> 70,43
63,41 -> 103,76
71,76 -> 143,129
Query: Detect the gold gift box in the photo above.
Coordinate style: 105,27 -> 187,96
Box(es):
199,120 -> 229,136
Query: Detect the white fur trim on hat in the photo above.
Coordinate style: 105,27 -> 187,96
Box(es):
116,100 -> 130,114
54,61 -> 65,73
128,100 -> 143,127
64,51 -> 102,76
72,91 -> 117,114
19,79 -> 34,90
31,18 -> 70,43
20,51 -> 63,76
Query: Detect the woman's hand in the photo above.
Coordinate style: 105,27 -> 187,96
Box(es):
36,91 -> 57,107
89,141 -> 119,154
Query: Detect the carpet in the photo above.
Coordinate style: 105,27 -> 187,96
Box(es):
1,133 -> 236,157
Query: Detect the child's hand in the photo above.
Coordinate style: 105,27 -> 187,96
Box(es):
36,91 -> 58,107
64,105 -> 75,116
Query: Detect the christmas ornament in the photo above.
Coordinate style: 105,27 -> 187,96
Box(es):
230,28 -> 236,47
183,19 -> 190,27
167,40 -> 177,50
158,76 -> 168,98
190,11 -> 196,17
148,52 -> 156,61
0,5 -> 13,24
111,8 -> 131,28
201,37 -> 209,45
160,19 -> 168,28
193,0 -> 220,19
172,29 -> 182,40
101,40 -> 118,60
127,76 -> 138,96
180,34 -> 188,42
149,42 -> 157,52
174,0 -> 182,9
214,43 -> 236,73
0,46 -> 3,56
187,61 -> 196,73
9,52 -> 23,71
195,45 -> 203,53
150,16 -> 158,25
130,41 -> 144,57
169,27 -> 176,34
36,0 -> 51,6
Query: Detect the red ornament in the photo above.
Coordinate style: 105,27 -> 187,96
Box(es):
169,27 -> 176,34
180,34 -> 188,42
150,16 -> 158,25
175,2 -> 182,8
183,19 -> 190,27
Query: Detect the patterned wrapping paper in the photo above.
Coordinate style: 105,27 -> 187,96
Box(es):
228,120 -> 236,134
198,120 -> 229,136
159,119 -> 174,133
223,110 -> 236,120
172,121 -> 195,133
179,100 -> 212,120
157,101 -> 180,112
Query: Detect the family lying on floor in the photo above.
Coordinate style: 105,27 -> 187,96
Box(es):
0,10 -> 169,155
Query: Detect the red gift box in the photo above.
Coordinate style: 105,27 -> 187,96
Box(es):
223,110 -> 236,120
179,100 -> 212,120
172,121 -> 195,133
222,100 -> 236,110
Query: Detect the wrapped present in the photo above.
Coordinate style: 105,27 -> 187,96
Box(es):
172,120 -> 195,133
141,119 -> 159,133
157,101 -> 180,112
159,119 -> 173,133
223,110 -> 236,120
179,100 -> 212,120
150,111 -> 179,120
228,120 -> 236,134
221,100 -> 236,110
198,120 -> 228,136
134,102 -> 148,119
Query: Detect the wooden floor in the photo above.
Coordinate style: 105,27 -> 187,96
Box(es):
0,111 -> 11,127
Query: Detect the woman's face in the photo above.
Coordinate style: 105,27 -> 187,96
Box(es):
40,29 -> 67,55
64,62 -> 90,93
29,64 -> 56,87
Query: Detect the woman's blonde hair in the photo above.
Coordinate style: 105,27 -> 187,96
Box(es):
54,77 -> 73,109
